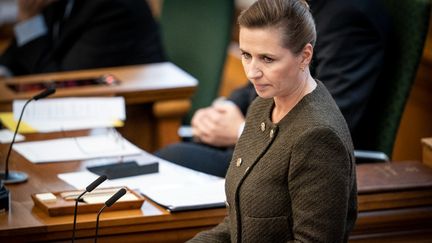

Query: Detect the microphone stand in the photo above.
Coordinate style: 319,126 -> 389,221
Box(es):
94,188 -> 126,243
0,87 -> 56,184
95,204 -> 107,243
0,99 -> 32,184
72,175 -> 107,242
71,190 -> 87,243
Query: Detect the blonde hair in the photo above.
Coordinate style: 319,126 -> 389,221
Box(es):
238,0 -> 316,55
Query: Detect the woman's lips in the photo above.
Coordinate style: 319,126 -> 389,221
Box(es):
254,83 -> 269,91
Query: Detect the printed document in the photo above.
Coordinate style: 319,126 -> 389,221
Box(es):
10,97 -> 125,132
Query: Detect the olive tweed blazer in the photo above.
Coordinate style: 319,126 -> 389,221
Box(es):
189,81 -> 357,243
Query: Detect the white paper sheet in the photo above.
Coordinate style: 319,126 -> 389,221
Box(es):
13,97 -> 125,132
58,152 -> 226,211
0,129 -> 25,143
13,133 -> 142,163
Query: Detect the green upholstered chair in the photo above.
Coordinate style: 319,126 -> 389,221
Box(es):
354,0 -> 431,162
159,0 -> 234,123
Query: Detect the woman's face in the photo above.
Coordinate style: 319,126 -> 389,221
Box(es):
239,26 -> 305,99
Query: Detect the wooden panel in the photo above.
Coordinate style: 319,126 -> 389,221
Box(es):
351,207 -> 432,242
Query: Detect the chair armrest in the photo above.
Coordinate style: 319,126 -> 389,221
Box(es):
354,150 -> 389,163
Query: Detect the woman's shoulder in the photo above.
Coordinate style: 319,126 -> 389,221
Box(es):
300,80 -> 346,125
282,81 -> 353,147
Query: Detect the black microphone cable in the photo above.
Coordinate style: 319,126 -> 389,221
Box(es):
72,175 -> 107,243
94,188 -> 126,243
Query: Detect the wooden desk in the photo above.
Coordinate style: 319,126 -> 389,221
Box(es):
0,62 -> 197,152
2,134 -> 432,242
0,131 -> 226,242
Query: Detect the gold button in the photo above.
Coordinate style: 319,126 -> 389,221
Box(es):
260,122 -> 266,132
236,158 -> 243,167
270,129 -> 274,138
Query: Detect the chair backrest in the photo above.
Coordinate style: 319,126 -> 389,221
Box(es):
354,0 -> 431,158
159,0 -> 234,123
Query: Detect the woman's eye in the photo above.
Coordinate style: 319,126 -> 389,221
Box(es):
263,56 -> 273,63
241,52 -> 251,59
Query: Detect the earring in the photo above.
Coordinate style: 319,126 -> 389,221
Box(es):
300,66 -> 305,72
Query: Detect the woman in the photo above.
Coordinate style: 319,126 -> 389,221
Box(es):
189,0 -> 357,242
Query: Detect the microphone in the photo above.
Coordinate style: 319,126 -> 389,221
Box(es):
86,175 -> 108,192
32,86 -> 56,101
0,87 -> 56,184
94,188 -> 126,243
71,175 -> 107,243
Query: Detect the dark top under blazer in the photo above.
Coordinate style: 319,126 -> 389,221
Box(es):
190,81 -> 358,242
0,0 -> 165,75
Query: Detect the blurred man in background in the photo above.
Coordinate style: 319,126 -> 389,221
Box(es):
0,0 -> 165,77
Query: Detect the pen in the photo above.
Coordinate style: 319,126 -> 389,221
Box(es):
61,188 -> 124,200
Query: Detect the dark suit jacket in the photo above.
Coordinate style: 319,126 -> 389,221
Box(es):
190,81 -> 357,242
228,0 -> 391,150
0,0 -> 165,75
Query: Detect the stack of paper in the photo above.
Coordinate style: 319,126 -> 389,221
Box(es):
58,152 -> 226,212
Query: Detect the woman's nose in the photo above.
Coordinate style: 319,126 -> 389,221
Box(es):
245,62 -> 262,80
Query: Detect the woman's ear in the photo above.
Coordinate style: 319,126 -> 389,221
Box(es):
300,43 -> 313,67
